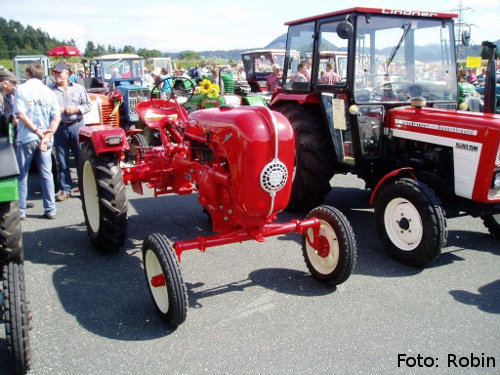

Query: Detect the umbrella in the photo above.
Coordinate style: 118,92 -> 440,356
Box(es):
48,45 -> 82,57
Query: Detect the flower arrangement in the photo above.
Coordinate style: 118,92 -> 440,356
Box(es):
108,90 -> 124,117
109,90 -> 124,103
198,79 -> 220,99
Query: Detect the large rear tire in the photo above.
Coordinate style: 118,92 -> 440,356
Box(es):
0,201 -> 23,263
143,233 -> 187,327
482,214 -> 500,239
127,132 -> 148,163
78,142 -> 127,252
274,104 -> 335,212
3,262 -> 31,375
375,178 -> 447,267
302,205 -> 356,286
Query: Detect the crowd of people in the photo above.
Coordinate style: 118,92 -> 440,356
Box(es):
460,59 -> 500,86
0,62 -> 91,221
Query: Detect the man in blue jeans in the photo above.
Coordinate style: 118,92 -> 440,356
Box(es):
14,63 -> 60,220
50,62 -> 91,201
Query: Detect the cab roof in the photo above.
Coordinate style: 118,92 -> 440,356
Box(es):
93,53 -> 142,60
285,7 -> 457,26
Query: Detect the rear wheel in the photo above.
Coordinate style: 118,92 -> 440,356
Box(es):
143,233 -> 187,327
78,142 -> 127,252
302,205 -> 356,286
482,214 -> 500,239
3,262 -> 31,375
127,132 -> 148,163
375,178 -> 447,267
274,104 -> 335,212
0,201 -> 23,263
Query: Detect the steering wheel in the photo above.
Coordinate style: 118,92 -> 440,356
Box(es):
171,76 -> 196,104
151,76 -> 195,110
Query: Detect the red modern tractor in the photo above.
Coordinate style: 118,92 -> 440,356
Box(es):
269,7 -> 500,267
77,78 -> 357,326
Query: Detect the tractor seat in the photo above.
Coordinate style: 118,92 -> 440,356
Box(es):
84,77 -> 105,93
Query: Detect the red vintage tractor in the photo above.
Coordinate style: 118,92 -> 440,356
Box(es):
269,7 -> 500,267
77,80 -> 357,327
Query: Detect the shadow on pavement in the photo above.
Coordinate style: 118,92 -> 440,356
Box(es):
186,268 -> 335,309
449,279 -> 500,314
23,222 -> 176,341
19,180 -> 499,341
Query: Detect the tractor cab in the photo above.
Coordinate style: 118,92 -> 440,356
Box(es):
242,49 -> 300,92
13,55 -> 51,83
276,8 -> 459,169
89,54 -> 149,126
145,57 -> 173,75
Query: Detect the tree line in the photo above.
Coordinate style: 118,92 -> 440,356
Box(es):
0,18 -> 61,59
0,17 -> 168,59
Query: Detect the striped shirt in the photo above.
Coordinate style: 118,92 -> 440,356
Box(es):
266,73 -> 282,92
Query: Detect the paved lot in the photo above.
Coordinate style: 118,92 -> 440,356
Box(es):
1,173 -> 499,375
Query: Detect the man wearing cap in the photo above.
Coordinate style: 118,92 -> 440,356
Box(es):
14,63 -> 60,220
0,69 -> 19,132
50,61 -> 91,202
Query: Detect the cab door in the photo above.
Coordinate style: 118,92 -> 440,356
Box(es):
315,18 -> 356,167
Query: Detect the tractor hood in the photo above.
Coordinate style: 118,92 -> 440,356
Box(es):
388,105 -> 500,201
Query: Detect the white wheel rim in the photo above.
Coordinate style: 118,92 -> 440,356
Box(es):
305,219 -> 340,275
144,249 -> 169,313
384,197 -> 423,251
82,160 -> 100,233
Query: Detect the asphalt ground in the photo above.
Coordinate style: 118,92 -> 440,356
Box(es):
1,172 -> 499,375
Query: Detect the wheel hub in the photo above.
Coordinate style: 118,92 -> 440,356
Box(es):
384,197 -> 423,251
398,217 -> 410,231
151,274 -> 166,287
316,236 -> 330,258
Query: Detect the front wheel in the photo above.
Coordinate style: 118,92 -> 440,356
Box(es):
302,205 -> 357,286
375,178 -> 447,267
482,214 -> 500,239
3,262 -> 31,375
78,142 -> 128,252
143,233 -> 187,327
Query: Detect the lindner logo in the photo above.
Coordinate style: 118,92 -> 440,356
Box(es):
381,9 -> 439,17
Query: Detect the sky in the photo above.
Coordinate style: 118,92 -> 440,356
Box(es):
2,0 -> 499,53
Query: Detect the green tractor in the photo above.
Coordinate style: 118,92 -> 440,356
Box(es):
183,68 -> 268,112
0,117 -> 31,375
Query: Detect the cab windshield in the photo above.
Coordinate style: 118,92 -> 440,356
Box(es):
98,59 -> 144,81
354,15 -> 457,104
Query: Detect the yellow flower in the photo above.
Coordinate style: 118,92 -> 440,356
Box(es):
208,83 -> 220,99
200,79 -> 213,96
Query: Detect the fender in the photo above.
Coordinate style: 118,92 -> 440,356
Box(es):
125,128 -> 144,137
369,167 -> 416,205
270,92 -> 320,107
78,125 -> 130,155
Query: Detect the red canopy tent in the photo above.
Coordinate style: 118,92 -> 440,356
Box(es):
47,45 -> 82,57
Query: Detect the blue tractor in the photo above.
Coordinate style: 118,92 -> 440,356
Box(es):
88,54 -> 150,128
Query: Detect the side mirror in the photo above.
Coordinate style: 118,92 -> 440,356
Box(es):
461,30 -> 470,46
337,21 -> 354,39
